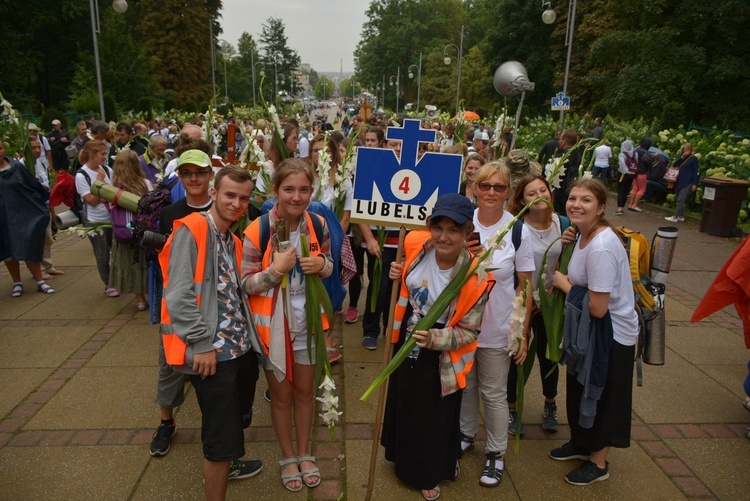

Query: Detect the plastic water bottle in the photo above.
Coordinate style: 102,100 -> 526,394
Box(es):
406,312 -> 421,360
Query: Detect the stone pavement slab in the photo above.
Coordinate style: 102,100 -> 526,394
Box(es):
0,445 -> 149,500
0,324 -> 99,368
666,437 -> 750,499
26,366 -> 158,430
0,367 -> 53,418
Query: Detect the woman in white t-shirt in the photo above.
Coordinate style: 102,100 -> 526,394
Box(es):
506,174 -> 567,436
550,178 -> 638,486
75,140 -> 119,297
459,160 -> 534,488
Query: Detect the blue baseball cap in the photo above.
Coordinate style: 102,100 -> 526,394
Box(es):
430,193 -> 474,225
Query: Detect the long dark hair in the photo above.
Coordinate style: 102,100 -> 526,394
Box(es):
508,174 -> 553,230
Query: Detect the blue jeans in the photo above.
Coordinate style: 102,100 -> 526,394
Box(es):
591,166 -> 610,183
644,180 -> 667,202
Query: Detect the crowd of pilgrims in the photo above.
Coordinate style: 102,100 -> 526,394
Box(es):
1,108 -> 638,500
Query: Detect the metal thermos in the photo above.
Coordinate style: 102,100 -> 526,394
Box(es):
644,226 -> 679,365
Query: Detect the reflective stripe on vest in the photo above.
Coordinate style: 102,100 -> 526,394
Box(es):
243,211 -> 328,354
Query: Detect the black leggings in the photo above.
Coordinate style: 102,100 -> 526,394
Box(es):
507,312 -> 559,403
617,176 -> 634,208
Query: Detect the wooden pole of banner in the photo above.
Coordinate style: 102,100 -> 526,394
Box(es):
365,226 -> 406,501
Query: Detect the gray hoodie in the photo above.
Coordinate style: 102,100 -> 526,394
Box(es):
618,139 -> 636,175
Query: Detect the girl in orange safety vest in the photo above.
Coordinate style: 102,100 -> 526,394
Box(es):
241,158 -> 333,493
382,193 -> 494,501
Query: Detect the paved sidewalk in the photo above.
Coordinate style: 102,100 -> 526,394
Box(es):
0,201 -> 749,500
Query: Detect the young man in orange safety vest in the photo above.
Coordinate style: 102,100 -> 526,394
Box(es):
160,163 -> 264,500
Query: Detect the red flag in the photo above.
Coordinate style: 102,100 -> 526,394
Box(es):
691,236 -> 750,348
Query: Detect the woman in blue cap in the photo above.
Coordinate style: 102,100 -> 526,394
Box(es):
383,193 -> 494,500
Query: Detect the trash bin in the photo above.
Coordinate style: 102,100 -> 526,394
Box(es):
699,176 -> 750,237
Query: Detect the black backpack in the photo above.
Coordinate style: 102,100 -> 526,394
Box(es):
131,175 -> 180,250
73,166 -> 112,224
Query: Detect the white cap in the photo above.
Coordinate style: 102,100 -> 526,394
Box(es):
51,119 -> 61,125
27,123 -> 40,131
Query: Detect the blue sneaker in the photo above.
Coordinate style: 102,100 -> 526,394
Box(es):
362,336 -> 378,350
542,403 -> 558,432
508,408 -> 524,437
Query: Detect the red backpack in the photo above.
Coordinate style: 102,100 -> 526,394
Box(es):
624,151 -> 639,175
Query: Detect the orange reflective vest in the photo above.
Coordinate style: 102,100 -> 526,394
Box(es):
391,230 -> 493,392
158,212 -> 243,366
243,211 -> 329,355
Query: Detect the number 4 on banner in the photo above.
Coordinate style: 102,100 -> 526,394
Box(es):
399,177 -> 410,195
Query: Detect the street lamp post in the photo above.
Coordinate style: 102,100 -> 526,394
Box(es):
389,67 -> 400,114
541,0 -> 576,128
407,52 -> 422,114
560,0 -> 577,128
443,25 -> 464,116
89,0 -> 129,121
251,50 -> 257,108
277,73 -> 287,103
375,82 -> 382,109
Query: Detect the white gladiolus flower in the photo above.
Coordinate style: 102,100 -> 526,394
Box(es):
582,171 -> 593,179
320,407 -> 343,423
318,375 -> 336,392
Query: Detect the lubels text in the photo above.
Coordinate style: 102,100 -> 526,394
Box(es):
354,200 -> 428,222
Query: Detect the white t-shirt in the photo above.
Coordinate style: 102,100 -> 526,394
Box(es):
567,227 -> 638,346
475,210 -> 535,348
75,165 -> 112,222
594,144 -> 613,168
405,248 -> 452,325
318,180 -> 353,213
298,136 -> 310,158
520,214 -> 563,290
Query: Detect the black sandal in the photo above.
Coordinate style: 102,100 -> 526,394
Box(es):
479,452 -> 504,488
459,432 -> 475,457
11,282 -> 23,298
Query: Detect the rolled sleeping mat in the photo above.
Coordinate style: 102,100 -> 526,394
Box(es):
55,210 -> 80,230
91,180 -> 141,213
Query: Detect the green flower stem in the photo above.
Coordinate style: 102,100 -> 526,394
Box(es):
300,234 -> 334,388
368,227 -> 388,312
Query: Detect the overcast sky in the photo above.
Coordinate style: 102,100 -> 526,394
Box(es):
220,0 -> 371,73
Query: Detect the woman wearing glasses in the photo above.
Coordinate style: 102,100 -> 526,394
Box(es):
459,160 -> 534,488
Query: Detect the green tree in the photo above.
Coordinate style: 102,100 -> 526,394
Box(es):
315,77 -> 334,101
354,0 -> 464,110
69,6 -> 154,116
259,18 -> 301,100
340,78 -> 362,101
137,0 -> 221,106
480,0 -> 558,118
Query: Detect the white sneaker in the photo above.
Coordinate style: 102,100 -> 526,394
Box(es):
664,216 -> 679,222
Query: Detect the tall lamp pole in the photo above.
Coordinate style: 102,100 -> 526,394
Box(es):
407,52 -> 422,113
560,0 -> 577,128
90,0 -> 129,121
443,25 -> 464,116
251,50 -> 257,108
389,67 -> 400,114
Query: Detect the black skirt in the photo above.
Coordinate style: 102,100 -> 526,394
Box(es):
381,317 -> 460,490
566,340 -> 635,451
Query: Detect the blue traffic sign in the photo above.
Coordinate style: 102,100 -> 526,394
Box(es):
351,119 -> 463,228
551,92 -> 570,111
